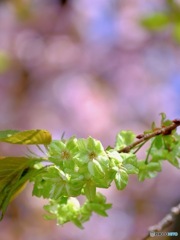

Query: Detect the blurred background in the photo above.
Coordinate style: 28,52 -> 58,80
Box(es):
0,0 -> 180,239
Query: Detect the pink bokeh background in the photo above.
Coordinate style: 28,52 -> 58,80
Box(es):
0,1 -> 180,240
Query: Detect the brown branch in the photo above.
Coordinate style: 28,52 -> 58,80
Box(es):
142,203 -> 180,240
118,119 -> 180,153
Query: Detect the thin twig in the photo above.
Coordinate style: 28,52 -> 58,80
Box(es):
118,119 -> 180,153
144,140 -> 154,164
133,140 -> 148,154
142,203 -> 180,240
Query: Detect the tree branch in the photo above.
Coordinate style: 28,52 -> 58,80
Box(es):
142,203 -> 180,240
118,119 -> 180,153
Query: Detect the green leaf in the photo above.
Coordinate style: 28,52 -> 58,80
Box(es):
89,203 -> 108,216
164,139 -> 180,168
0,157 -> 41,220
0,129 -> 52,145
159,113 -> 172,126
138,161 -> 162,181
153,135 -> 163,149
173,23 -> 180,43
160,112 -> 167,124
141,13 -> 169,31
115,131 -> 135,150
121,153 -> 139,174
146,162 -> 162,172
150,134 -> 180,168
0,51 -> 11,73
87,193 -> 112,217
84,181 -> 96,200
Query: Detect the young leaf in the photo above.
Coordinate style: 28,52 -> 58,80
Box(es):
153,135 -> 163,149
86,193 -> 112,217
138,161 -> 162,181
160,112 -> 172,126
150,134 -> 180,168
121,153 -> 139,174
0,129 -> 52,145
173,23 -> 180,43
0,157 -> 41,219
140,13 -> 169,31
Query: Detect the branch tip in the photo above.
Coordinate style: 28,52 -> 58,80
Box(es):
119,119 -> 180,153
172,119 -> 180,124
